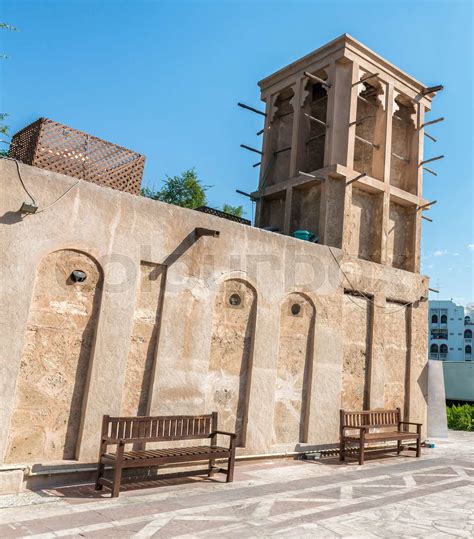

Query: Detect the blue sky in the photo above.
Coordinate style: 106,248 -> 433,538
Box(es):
1,0 -> 473,306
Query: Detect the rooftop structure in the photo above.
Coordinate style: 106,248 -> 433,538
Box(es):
9,117 -> 145,195
251,34 -> 441,273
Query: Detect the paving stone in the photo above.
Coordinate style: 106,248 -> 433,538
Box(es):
0,431 -> 472,538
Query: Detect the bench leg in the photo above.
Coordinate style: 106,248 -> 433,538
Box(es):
339,439 -> 345,462
416,436 -> 421,458
227,445 -> 236,483
95,439 -> 107,491
397,439 -> 402,455
208,458 -> 215,477
95,461 -> 105,491
111,442 -> 125,498
359,432 -> 365,465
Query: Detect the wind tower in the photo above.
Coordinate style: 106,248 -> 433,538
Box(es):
248,34 -> 442,273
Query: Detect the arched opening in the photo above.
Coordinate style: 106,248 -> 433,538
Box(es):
464,329 -> 472,339
430,344 -> 439,354
465,345 -> 472,356
431,314 -> 438,324
440,344 -> 448,354
7,249 -> 102,463
208,279 -> 256,447
440,314 -> 447,324
273,293 -> 315,445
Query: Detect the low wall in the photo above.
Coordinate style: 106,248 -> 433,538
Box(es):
0,159 -> 429,467
443,361 -> 474,402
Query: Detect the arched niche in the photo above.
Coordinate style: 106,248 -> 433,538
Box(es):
273,293 -> 315,444
7,249 -> 102,462
208,279 -> 256,447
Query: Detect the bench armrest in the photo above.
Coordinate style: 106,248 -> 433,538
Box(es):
211,430 -> 237,439
399,421 -> 422,427
101,436 -> 119,444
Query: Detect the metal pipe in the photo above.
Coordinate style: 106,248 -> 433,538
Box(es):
349,115 -> 374,127
422,215 -> 433,222
237,102 -> 266,117
236,189 -> 257,200
303,71 -> 331,88
429,287 -> 439,293
298,171 -> 325,181
304,112 -> 328,128
346,172 -> 367,185
273,146 -> 291,155
423,167 -> 437,176
419,117 -> 444,130
421,85 -> 444,96
420,155 -> 444,166
357,95 -> 378,108
256,128 -> 264,136
424,132 -> 437,143
252,161 -> 261,168
391,152 -> 410,163
240,144 -> 263,156
305,133 -> 326,144
352,72 -> 380,86
355,135 -> 380,149
417,200 -> 437,211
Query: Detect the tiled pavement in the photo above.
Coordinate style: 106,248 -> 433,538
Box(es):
0,431 -> 473,538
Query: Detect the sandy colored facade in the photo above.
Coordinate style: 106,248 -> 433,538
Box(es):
0,35 -> 434,474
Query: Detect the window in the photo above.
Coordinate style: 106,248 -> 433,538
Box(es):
431,314 -> 438,324
440,344 -> 448,353
441,314 -> 448,323
466,345 -> 472,355
430,344 -> 438,353
465,329 -> 473,339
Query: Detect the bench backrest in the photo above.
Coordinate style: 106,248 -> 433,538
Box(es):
340,408 -> 401,429
102,413 -> 218,443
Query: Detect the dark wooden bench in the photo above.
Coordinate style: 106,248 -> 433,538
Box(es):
95,412 -> 236,497
339,408 -> 422,465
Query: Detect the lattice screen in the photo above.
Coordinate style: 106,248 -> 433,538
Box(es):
9,118 -> 145,195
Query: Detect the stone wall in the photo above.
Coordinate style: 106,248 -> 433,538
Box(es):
0,160 -> 429,465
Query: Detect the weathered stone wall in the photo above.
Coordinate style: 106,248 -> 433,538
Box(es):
121,262 -> 166,416
6,249 -> 102,462
384,303 -> 409,411
341,294 -> 371,410
208,279 -> 256,447
0,160 -> 429,466
273,293 -> 315,445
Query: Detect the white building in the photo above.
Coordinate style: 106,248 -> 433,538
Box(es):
429,300 -> 473,361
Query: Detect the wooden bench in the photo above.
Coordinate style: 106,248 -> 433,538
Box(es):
95,412 -> 236,497
339,408 -> 422,465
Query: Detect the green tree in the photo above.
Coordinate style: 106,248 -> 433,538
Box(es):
222,203 -> 244,217
141,169 -> 209,209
